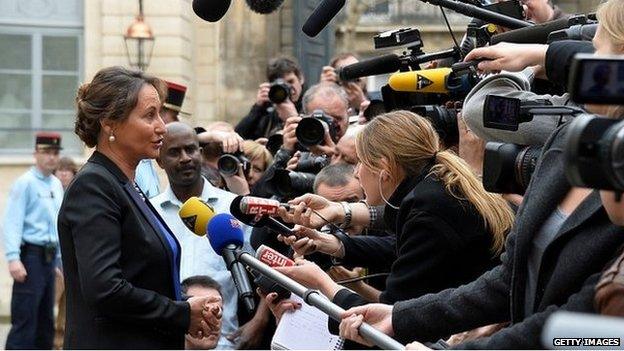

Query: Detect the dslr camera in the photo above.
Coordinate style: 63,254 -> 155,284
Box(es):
218,152 -> 251,177
565,54 -> 624,191
295,109 -> 338,147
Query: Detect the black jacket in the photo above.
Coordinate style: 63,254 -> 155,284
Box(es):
545,40 -> 595,90
333,168 -> 499,306
58,152 -> 189,349
235,104 -> 283,141
390,124 -> 624,349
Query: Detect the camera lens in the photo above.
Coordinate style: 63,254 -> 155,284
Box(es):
483,142 -> 541,195
218,154 -> 240,176
296,154 -> 329,173
268,79 -> 291,104
266,134 -> 283,155
296,118 -> 326,147
270,169 -> 316,197
411,105 -> 459,146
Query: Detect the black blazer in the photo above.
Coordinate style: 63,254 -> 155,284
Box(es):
57,152 -> 189,349
390,124 -> 624,349
334,169 -> 499,306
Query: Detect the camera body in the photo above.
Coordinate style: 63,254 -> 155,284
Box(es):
268,78 -> 293,104
218,152 -> 251,177
295,109 -> 338,147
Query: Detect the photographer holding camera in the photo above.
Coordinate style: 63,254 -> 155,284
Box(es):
235,56 -> 305,141
320,53 -> 368,114
335,1 -> 624,348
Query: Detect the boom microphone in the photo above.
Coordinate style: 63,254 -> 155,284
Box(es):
230,195 -> 294,235
338,54 -> 402,81
179,197 -> 216,236
490,17 -> 576,45
206,214 -> 256,313
421,0 -> 532,29
192,0 -> 232,22
302,0 -> 346,37
245,0 -> 285,14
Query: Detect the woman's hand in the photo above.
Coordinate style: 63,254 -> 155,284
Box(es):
277,194 -> 344,229
338,303 -> 394,347
406,340 -> 431,350
187,295 -> 222,339
273,259 -> 341,298
464,43 -> 548,74
277,225 -> 342,257
257,288 -> 302,324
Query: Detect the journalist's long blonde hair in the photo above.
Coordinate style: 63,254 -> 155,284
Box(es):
597,0 -> 624,47
356,110 -> 514,254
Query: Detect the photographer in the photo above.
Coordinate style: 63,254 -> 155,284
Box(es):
336,2 -> 624,348
320,53 -> 368,114
235,56 -> 305,141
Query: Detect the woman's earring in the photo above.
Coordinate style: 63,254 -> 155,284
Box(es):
108,133 -> 116,142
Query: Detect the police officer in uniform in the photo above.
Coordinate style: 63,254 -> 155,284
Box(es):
2,132 -> 64,349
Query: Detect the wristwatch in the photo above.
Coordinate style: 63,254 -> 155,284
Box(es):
340,201 -> 352,229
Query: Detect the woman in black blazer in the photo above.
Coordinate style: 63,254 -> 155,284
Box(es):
57,67 -> 221,349
273,111 -> 515,306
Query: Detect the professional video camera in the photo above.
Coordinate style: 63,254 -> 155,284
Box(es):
295,109 -> 338,147
218,152 -> 251,177
411,105 -> 460,146
564,55 -> 624,191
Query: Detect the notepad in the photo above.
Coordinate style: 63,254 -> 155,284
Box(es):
271,294 -> 345,350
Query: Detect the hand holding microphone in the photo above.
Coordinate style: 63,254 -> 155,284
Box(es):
277,225 -> 343,258
278,193 -> 345,229
463,43 -> 548,74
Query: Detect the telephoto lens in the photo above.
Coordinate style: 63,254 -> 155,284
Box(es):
482,142 -> 542,195
410,105 -> 459,147
266,134 -> 283,155
218,152 -> 251,177
296,154 -> 329,173
565,114 -> 624,191
295,109 -> 338,147
268,79 -> 292,104
269,169 -> 316,198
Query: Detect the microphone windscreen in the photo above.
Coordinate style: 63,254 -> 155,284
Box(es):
192,0 -> 232,22
490,17 -> 571,45
302,0 -> 346,37
207,213 -> 245,254
179,197 -> 216,236
339,54 -> 401,81
388,68 -> 452,94
245,0 -> 284,14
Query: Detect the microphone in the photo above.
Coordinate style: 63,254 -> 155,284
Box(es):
256,244 -> 295,267
206,214 -> 256,313
388,67 -> 475,97
237,196 -> 291,216
192,0 -> 231,22
420,0 -> 532,29
302,0 -> 346,37
490,17 -> 575,45
230,195 -> 295,235
245,0 -> 284,14
338,54 -> 402,82
179,197 -> 216,236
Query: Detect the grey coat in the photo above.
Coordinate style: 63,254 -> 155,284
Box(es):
463,68 -> 575,146
390,123 -> 624,349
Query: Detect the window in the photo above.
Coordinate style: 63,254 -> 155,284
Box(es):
0,27 -> 82,154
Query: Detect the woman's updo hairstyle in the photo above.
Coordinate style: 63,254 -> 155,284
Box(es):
74,66 -> 167,147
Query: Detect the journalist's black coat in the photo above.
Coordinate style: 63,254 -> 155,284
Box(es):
333,167 -> 499,306
57,152 -> 189,349
390,124 -> 624,349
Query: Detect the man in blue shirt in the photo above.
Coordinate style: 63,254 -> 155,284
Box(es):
2,132 -> 64,349
152,122 -> 270,349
